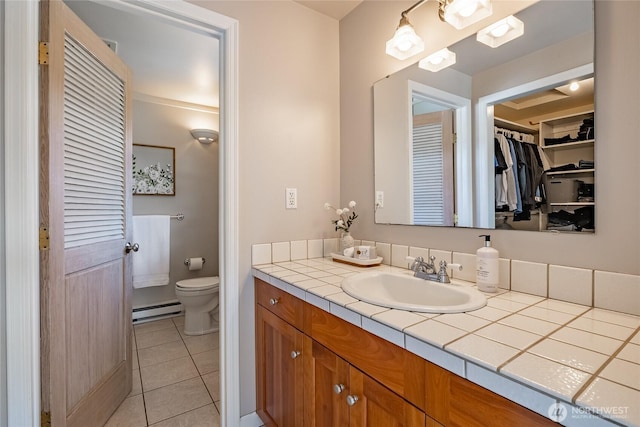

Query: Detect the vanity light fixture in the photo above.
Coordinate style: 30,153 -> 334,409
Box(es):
385,0 -> 426,60
441,0 -> 493,30
476,15 -> 524,48
418,47 -> 456,72
190,128 -> 218,144
386,0 -> 494,60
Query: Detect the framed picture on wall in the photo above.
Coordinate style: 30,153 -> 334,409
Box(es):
132,144 -> 175,195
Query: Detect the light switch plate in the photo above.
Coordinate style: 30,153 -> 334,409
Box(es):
286,188 -> 297,209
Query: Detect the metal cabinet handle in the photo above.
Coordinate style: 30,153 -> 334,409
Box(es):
269,298 -> 279,306
346,395 -> 359,406
333,384 -> 345,394
125,242 -> 139,253
290,351 -> 301,359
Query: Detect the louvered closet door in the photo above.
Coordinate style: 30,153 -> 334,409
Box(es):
39,1 -> 133,426
411,110 -> 455,226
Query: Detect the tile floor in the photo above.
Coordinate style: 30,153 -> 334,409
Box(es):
106,316 -> 221,427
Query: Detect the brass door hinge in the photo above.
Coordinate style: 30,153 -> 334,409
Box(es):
39,42 -> 49,65
453,132 -> 457,144
41,411 -> 51,427
39,227 -> 50,250
453,213 -> 459,225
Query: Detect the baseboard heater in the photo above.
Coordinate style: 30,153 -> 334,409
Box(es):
132,300 -> 183,323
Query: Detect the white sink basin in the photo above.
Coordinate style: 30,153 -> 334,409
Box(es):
341,271 -> 487,314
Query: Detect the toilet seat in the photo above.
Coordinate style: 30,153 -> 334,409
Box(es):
176,276 -> 220,291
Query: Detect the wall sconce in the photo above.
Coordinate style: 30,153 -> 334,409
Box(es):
476,15 -> 524,48
386,0 -> 493,60
190,128 -> 218,144
418,47 -> 456,72
440,0 -> 493,30
385,1 -> 426,60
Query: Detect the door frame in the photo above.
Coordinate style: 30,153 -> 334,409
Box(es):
3,1 -> 240,425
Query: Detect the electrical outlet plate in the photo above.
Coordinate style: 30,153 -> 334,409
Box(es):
286,188 -> 297,209
376,191 -> 384,208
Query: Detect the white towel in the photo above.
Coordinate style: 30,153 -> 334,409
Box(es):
132,215 -> 170,288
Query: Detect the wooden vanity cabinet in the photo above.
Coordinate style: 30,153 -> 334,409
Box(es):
255,305 -> 304,426
255,278 -> 307,426
304,337 -> 427,427
255,278 -> 555,427
425,362 -> 555,427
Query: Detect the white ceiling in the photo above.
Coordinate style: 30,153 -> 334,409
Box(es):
65,0 -> 360,110
66,1 -> 220,109
293,0 -> 363,20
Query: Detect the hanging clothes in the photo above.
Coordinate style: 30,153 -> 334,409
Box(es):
494,126 -> 546,218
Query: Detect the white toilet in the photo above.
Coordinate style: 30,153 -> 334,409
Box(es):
175,276 -> 220,336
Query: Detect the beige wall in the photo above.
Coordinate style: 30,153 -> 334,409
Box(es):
191,1 -> 341,416
131,100 -> 219,308
341,1 -> 640,275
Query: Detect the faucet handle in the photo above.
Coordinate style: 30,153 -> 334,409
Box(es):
447,263 -> 463,271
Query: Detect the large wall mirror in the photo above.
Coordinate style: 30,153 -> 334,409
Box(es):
373,0 -> 594,233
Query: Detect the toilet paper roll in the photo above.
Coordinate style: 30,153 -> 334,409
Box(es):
188,257 -> 204,271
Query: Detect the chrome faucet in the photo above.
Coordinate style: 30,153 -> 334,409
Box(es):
409,256 -> 462,284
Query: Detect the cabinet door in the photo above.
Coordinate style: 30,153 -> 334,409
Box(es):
304,337 -> 350,426
256,305 -> 304,427
348,367 -> 425,427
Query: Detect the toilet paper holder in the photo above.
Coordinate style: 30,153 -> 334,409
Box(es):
184,258 -> 206,266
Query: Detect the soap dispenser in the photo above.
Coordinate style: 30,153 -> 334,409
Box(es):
476,235 -> 499,293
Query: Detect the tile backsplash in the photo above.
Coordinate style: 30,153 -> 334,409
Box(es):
251,238 -> 640,316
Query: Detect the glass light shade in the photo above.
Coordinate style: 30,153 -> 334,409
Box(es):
444,0 -> 493,30
476,15 -> 524,48
386,23 -> 425,60
418,48 -> 456,72
190,128 -> 218,143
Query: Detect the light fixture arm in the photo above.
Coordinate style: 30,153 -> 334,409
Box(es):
437,0 -> 452,22
400,0 -> 427,21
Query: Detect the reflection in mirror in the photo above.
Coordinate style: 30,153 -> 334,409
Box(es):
374,71 -> 472,227
477,65 -> 594,232
373,0 -> 594,232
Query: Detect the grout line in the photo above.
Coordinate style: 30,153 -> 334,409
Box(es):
131,316 -> 222,425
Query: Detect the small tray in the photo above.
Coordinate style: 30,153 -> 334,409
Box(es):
331,253 -> 383,267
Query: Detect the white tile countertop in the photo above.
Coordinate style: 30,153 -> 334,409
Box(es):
252,257 -> 640,427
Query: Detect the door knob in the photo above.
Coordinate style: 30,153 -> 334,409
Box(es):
125,242 -> 139,253
346,395 -> 359,406
333,384 -> 345,394
290,350 -> 301,359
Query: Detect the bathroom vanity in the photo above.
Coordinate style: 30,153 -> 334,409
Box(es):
252,252 -> 639,427
255,278 -> 555,426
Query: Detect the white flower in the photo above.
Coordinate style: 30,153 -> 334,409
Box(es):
323,200 -> 358,233
148,169 -> 160,180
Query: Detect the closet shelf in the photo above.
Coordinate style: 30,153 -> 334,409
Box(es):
549,202 -> 595,206
546,168 -> 594,176
542,139 -> 594,150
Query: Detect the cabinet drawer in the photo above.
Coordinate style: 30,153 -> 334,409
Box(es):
255,278 -> 305,330
308,304 -> 426,411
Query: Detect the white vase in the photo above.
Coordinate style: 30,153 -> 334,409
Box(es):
340,231 -> 355,252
